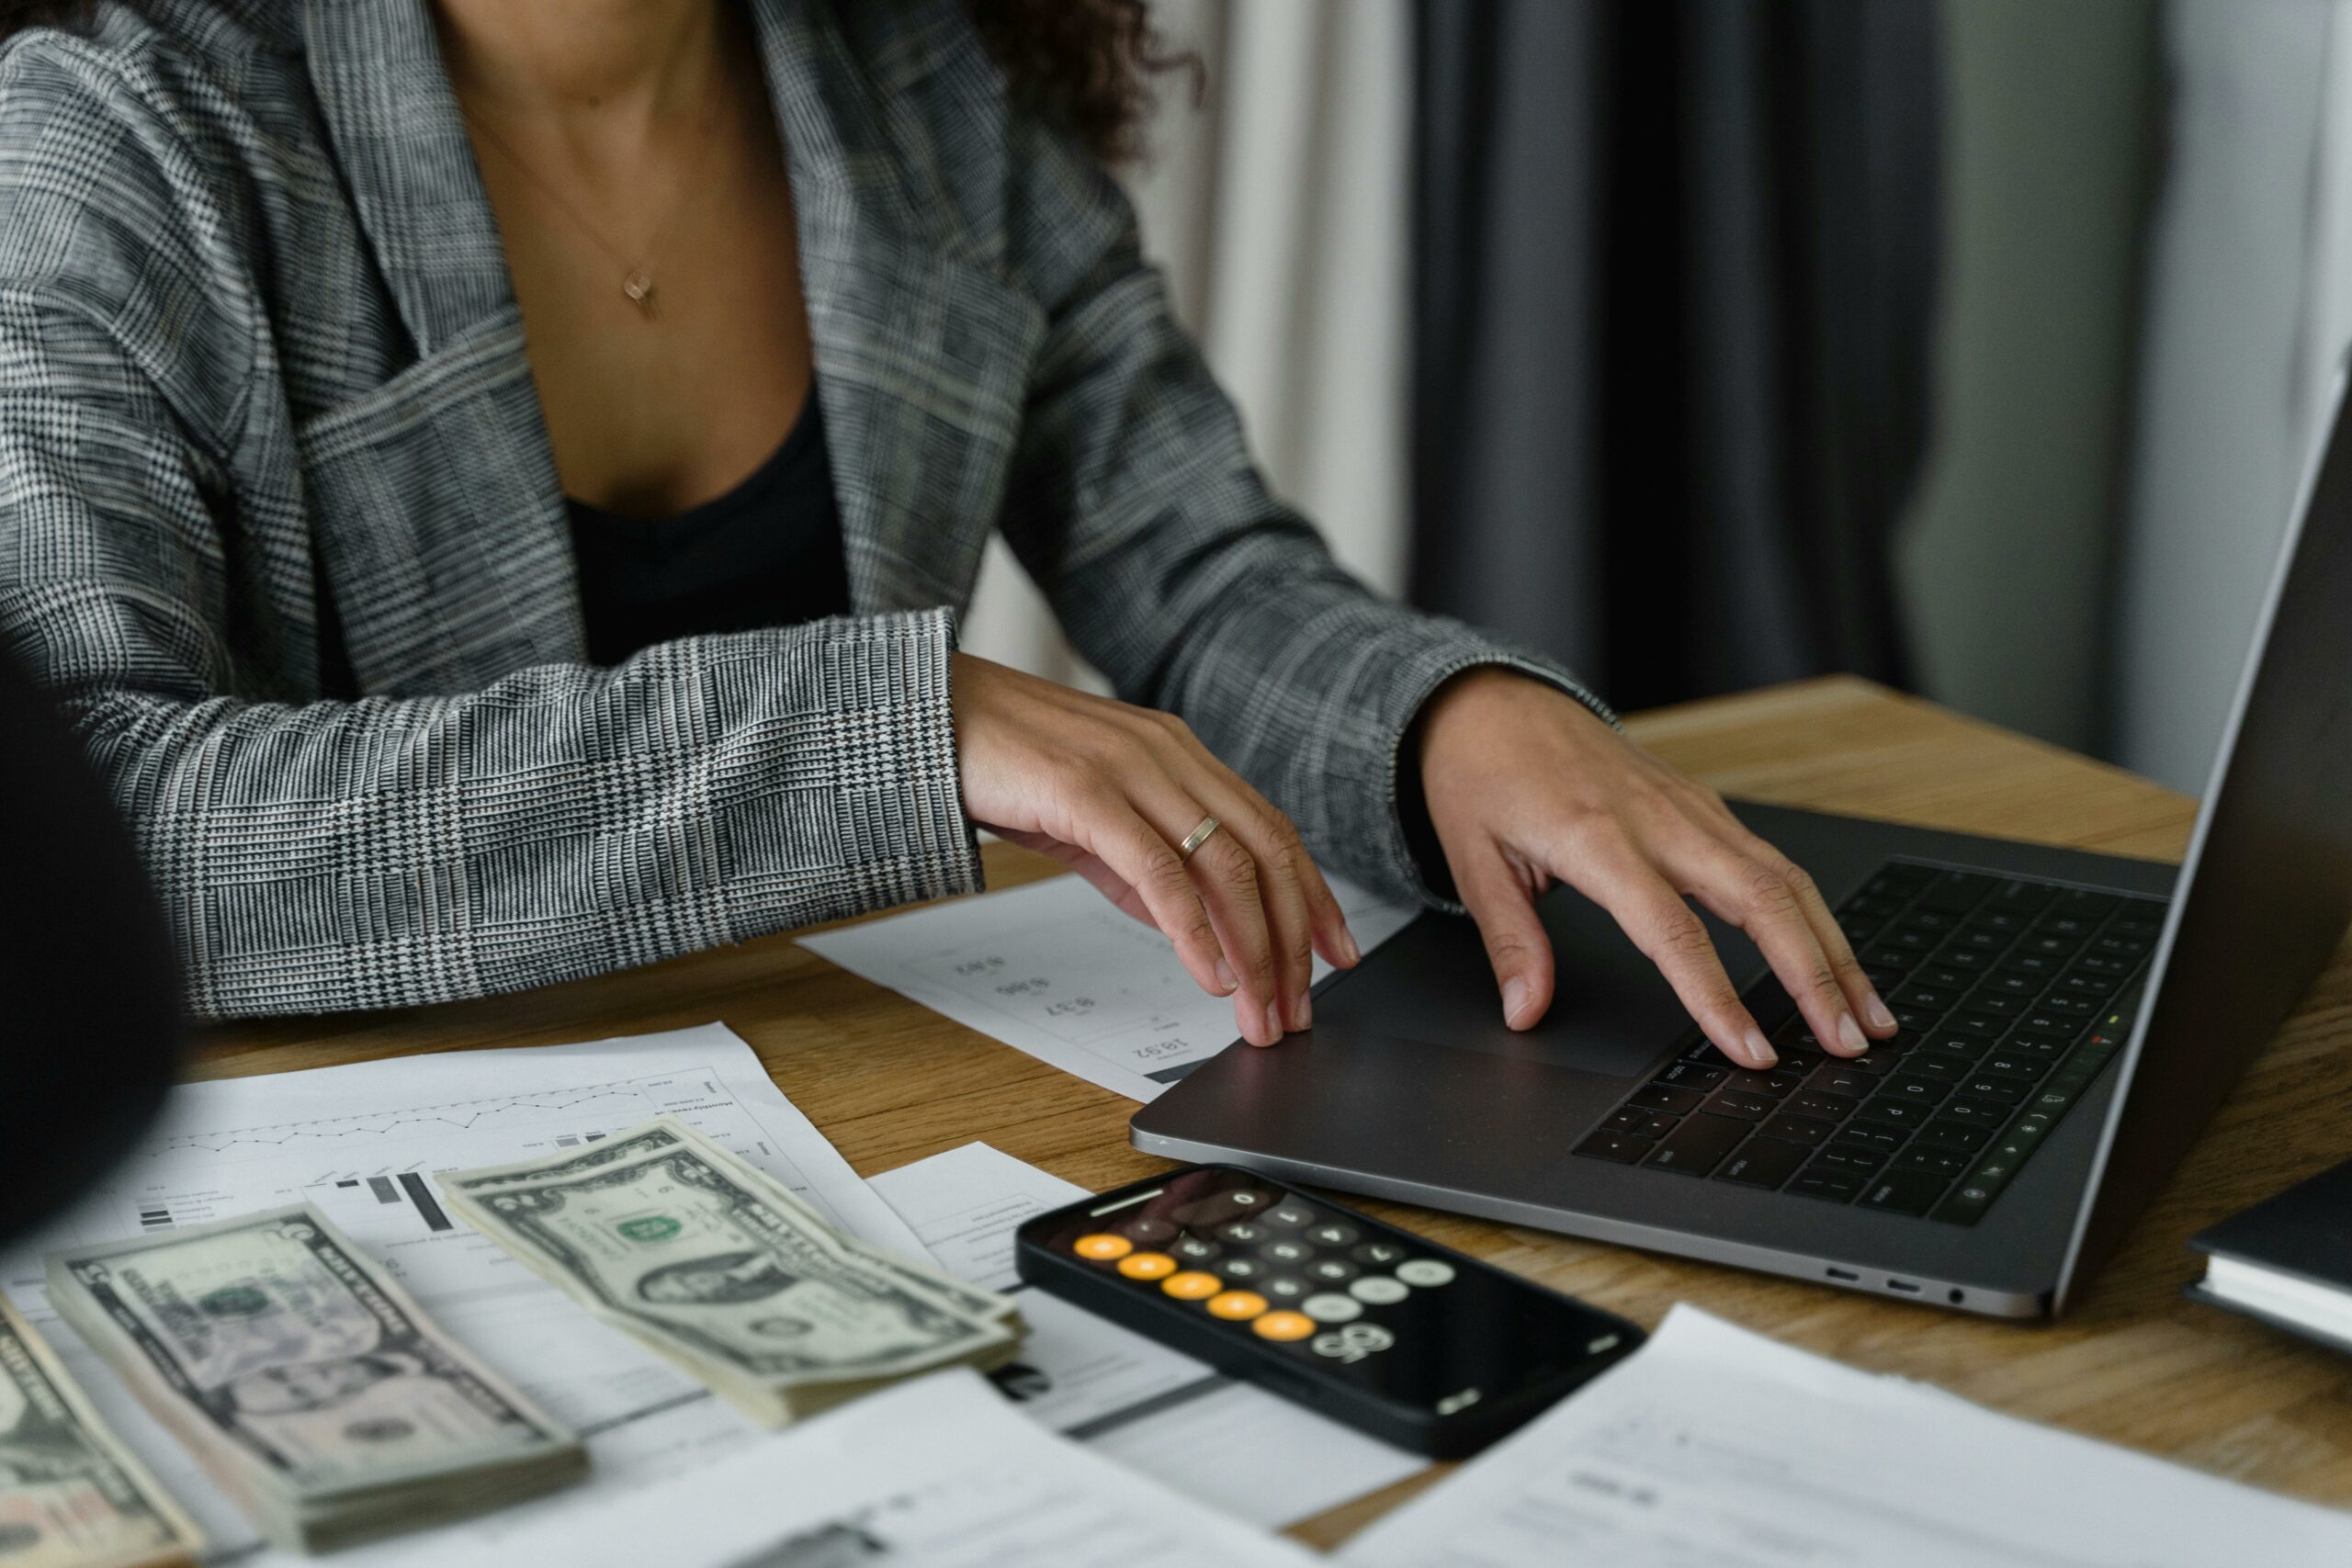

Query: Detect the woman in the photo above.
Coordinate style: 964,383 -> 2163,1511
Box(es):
0,0 -> 1893,1067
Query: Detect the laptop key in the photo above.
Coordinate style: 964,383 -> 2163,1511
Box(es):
1643,1112 -> 1750,1175
1707,1090 -> 1776,1121
1917,964 -> 1974,991
1880,1075 -> 1951,1106
1857,1169 -> 1950,1217
2004,1033 -> 2070,1060
1943,1013 -> 2005,1038
1816,1143 -> 1888,1172
1788,1165 -> 1867,1202
1631,1084 -> 1703,1114
1654,1060 -> 1728,1090
1896,1145 -> 1970,1178
1761,1113 -> 1840,1146
1913,1119 -> 1991,1150
1898,1054 -> 1967,1083
1576,1130 -> 1658,1163
1960,991 -> 2026,1017
1915,1033 -> 1993,1062
1715,1136 -> 1812,1190
1890,983 -> 1959,1011
1831,1122 -> 1908,1153
1915,872 -> 1999,912
1604,1108 -> 1679,1137
1938,946 -> 1994,971
1980,972 -> 2042,998
1996,951 -> 2062,978
1724,1068 -> 1803,1098
1807,1066 -> 1873,1098
2071,951 -> 2138,976
1978,1054 -> 2049,1082
1939,1095 -> 2011,1125
1988,878 -> 2058,912
2041,994 -> 2100,1018
1850,1097 -> 1930,1130
1786,1089 -> 1856,1121
1959,1076 -> 2028,1105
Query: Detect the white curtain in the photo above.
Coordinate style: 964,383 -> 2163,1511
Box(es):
2114,0 -> 2352,790
956,0 -> 1414,688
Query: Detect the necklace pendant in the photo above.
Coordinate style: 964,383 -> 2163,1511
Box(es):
621,269 -> 657,317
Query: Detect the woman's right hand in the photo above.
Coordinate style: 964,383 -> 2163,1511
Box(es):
950,652 -> 1361,1046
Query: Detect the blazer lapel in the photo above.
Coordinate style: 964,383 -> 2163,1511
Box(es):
752,0 -> 1046,617
299,0 -> 582,691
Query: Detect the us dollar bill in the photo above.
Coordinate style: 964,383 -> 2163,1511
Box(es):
43,1206 -> 584,1553
438,1118 -> 1022,1427
0,1290 -> 199,1568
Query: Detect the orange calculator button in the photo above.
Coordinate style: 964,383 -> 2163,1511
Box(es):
1073,1234 -> 1134,1261
1251,1311 -> 1317,1341
1206,1291 -> 1268,1321
1161,1270 -> 1224,1301
1117,1251 -> 1177,1280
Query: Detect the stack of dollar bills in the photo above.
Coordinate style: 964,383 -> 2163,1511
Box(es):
0,1289 -> 201,1568
438,1117 -> 1024,1427
44,1207 -> 586,1554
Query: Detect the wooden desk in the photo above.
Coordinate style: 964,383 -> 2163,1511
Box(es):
194,675 -> 2352,1545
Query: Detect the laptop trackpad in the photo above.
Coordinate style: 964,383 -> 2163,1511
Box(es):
1316,885 -> 1769,1082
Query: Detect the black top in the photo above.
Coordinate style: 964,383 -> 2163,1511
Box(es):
566,395 -> 850,666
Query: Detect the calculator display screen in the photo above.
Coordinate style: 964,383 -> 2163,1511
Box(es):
1030,1167 -> 1623,1413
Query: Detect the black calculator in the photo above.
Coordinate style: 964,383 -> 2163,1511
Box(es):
1013,1163 -> 1643,1459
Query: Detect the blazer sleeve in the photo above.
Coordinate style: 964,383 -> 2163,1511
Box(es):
0,48 -> 978,1019
991,119 -> 1616,908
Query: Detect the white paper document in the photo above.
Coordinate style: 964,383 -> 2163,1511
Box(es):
800,872 -> 1419,1100
0,1023 -> 925,1567
422,1368 -> 1317,1568
869,1141 -> 1425,1527
1340,1303 -> 2352,1568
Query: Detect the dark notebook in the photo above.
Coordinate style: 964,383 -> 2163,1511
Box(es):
2186,1156 -> 2352,1356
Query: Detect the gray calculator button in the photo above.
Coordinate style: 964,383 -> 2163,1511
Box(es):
1125,1217 -> 1178,1243
1216,1256 -> 1263,1280
1307,1258 -> 1358,1283
1218,1222 -> 1265,1244
1170,1237 -> 1221,1262
1395,1259 -> 1456,1288
1227,1190 -> 1270,1208
1305,1223 -> 1359,1247
1301,1292 -> 1363,1323
1261,1240 -> 1313,1265
1349,1276 -> 1408,1305
1264,1204 -> 1316,1227
1264,1276 -> 1310,1301
1352,1241 -> 1407,1266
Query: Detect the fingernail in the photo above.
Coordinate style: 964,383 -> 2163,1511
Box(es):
1838,1014 -> 1870,1055
1340,928 -> 1363,965
1743,1028 -> 1778,1068
1242,997 -> 1273,1045
1289,991 -> 1313,1031
1502,977 -> 1531,1027
1865,993 -> 1897,1032
1215,958 -> 1238,994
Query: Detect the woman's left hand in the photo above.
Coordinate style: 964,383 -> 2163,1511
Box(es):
1415,669 -> 1899,1071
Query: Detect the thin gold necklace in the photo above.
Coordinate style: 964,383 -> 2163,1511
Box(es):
459,85 -> 723,321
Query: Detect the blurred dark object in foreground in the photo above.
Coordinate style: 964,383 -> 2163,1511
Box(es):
1412,0 -> 1940,709
0,649 -> 179,1245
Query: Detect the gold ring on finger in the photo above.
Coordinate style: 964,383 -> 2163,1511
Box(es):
1178,815 -> 1223,863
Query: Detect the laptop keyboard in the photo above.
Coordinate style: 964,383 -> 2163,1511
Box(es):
1572,860 -> 2167,1224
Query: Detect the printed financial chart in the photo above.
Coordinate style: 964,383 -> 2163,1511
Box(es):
806,873 -> 1419,1100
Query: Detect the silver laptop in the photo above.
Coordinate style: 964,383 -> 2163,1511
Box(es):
1132,389 -> 2352,1319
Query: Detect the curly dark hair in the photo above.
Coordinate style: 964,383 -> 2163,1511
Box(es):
965,0 -> 1198,164
0,1 -> 1194,166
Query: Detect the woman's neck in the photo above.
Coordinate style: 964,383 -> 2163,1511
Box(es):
432,0 -> 727,125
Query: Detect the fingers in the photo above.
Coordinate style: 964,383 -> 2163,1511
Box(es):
1069,794 -> 1238,1006
1453,840 -> 1555,1031
1681,795 -> 1896,1042
1124,778 -> 1287,1047
1661,832 -> 1872,1060
1565,832 -> 1779,1069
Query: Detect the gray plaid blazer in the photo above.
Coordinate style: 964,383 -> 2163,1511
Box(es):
0,0 -> 1608,1018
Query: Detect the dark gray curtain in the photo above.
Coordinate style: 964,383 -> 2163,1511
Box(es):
1411,0 -> 1941,710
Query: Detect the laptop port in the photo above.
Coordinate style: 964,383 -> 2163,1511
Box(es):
1826,1267 -> 1859,1282
1886,1279 -> 1921,1294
